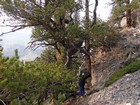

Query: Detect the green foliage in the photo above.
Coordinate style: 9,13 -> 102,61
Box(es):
110,0 -> 139,26
40,47 -> 56,62
0,49 -> 77,105
89,22 -> 118,48
66,23 -> 86,40
104,60 -> 140,87
57,93 -> 66,105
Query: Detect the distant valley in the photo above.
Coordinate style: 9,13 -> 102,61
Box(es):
1,43 -> 44,61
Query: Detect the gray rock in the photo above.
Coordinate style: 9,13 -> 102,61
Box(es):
87,70 -> 140,105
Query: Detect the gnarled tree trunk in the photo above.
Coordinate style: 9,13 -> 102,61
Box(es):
85,0 -> 92,88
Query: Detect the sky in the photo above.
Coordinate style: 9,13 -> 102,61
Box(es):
0,0 -> 112,61
89,0 -> 112,21
0,27 -> 43,61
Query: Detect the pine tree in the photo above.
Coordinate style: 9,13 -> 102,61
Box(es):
0,0 -> 84,69
0,49 -> 76,104
110,0 -> 139,27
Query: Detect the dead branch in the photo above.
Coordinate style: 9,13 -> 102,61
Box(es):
27,39 -> 57,50
91,0 -> 98,26
0,24 -> 38,36
0,99 -> 6,105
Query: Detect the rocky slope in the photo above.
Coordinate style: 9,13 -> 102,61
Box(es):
72,69 -> 140,105
90,27 -> 140,88
64,27 -> 140,105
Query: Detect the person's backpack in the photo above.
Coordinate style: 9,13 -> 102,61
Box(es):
80,68 -> 91,80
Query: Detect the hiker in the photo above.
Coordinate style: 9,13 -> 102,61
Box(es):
78,67 -> 91,96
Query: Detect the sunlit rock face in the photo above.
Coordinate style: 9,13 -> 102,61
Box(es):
120,17 -> 127,28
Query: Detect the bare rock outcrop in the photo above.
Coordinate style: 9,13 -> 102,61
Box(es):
87,69 -> 140,105
72,70 -> 140,105
90,27 -> 140,88
68,15 -> 140,105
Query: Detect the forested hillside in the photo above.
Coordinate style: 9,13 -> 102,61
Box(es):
0,0 -> 140,105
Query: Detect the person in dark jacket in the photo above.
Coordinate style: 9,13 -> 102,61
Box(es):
78,67 -> 90,96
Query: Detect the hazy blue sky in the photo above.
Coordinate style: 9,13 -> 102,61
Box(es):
0,0 -> 112,61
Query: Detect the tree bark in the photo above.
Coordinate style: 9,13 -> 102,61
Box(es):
55,42 -> 62,60
92,0 -> 98,26
126,9 -> 132,27
85,0 -> 91,71
126,0 -> 132,27
59,38 -> 83,68
85,0 -> 92,88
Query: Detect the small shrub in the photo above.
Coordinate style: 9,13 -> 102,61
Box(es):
104,60 -> 140,87
0,49 -> 77,105
89,22 -> 119,49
